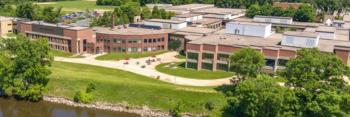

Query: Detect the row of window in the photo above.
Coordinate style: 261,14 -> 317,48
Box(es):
97,38 -> 165,44
187,52 -> 289,67
104,46 -> 165,52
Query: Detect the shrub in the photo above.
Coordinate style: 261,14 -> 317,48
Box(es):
170,101 -> 184,117
86,83 -> 96,93
205,101 -> 215,111
73,91 -> 94,104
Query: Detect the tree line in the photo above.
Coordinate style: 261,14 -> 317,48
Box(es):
0,2 -> 62,23
246,4 -> 316,22
95,0 -> 350,15
91,2 -> 176,27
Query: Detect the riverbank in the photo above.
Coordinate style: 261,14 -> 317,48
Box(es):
46,62 -> 226,116
43,96 -> 172,117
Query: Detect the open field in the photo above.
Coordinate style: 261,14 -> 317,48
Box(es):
95,51 -> 168,60
45,62 -> 227,116
156,62 -> 234,79
35,0 -> 115,12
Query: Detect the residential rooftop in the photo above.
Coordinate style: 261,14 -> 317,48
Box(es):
146,19 -> 186,24
273,2 -> 303,9
93,26 -> 174,35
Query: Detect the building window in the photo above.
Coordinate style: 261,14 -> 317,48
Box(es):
187,52 -> 198,60
306,39 -> 315,47
144,39 -> 147,43
161,38 -> 165,41
148,39 -> 152,43
153,39 -> 156,42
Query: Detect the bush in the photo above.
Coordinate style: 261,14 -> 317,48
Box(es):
73,91 -> 94,104
170,101 -> 184,117
86,83 -> 96,93
205,101 -> 215,111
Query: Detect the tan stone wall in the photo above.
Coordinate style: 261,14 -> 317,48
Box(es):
0,20 -> 14,36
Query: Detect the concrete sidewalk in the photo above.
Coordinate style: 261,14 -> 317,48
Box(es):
54,52 -> 233,87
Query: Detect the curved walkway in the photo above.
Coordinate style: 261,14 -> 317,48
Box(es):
54,52 -> 234,87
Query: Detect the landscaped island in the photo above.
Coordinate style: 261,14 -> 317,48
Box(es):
156,62 -> 234,79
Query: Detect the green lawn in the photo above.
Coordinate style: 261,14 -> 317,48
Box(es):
95,51 -> 168,60
156,62 -> 234,79
45,62 -> 226,116
175,54 -> 186,59
35,0 -> 115,12
50,50 -> 73,57
50,50 -> 84,58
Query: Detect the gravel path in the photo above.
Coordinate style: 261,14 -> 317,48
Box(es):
54,52 -> 233,87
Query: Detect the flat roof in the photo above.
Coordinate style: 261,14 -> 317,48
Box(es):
316,26 -> 336,33
187,33 -> 350,52
146,19 -> 186,24
166,4 -> 214,11
175,27 -> 219,35
193,8 -> 245,15
254,15 -> 292,20
173,14 -> 202,18
344,15 -> 350,22
0,16 -> 14,21
191,18 -> 222,25
24,21 -> 89,30
228,21 -> 271,26
93,26 -> 174,35
284,31 -> 319,38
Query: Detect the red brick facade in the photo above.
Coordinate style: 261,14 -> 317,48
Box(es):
95,32 -> 169,53
186,44 -> 350,72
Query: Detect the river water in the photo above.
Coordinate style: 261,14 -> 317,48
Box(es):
0,98 -> 140,117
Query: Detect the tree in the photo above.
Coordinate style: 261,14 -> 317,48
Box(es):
281,48 -> 349,88
246,4 -> 260,18
230,48 -> 265,80
141,7 -> 151,19
280,48 -> 350,116
40,6 -> 62,23
0,35 -> 53,101
15,2 -> 36,19
224,75 -> 301,117
151,6 -> 161,18
294,4 -> 316,22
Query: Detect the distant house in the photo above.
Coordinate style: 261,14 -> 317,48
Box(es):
273,2 -> 303,9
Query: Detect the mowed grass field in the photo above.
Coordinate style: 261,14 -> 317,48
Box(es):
35,0 -> 115,12
45,62 -> 227,116
95,51 -> 168,60
156,62 -> 234,79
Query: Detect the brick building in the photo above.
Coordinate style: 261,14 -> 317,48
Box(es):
185,22 -> 350,73
94,26 -> 174,53
0,17 -> 17,36
16,21 -> 95,54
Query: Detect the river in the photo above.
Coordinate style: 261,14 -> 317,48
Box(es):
0,98 -> 140,117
